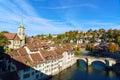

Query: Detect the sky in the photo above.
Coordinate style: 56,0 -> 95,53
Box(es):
0,0 -> 120,36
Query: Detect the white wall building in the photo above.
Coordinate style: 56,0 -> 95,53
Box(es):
2,40 -> 75,80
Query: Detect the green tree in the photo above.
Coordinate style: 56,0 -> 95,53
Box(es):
108,29 -> 114,38
116,36 -> 120,46
0,33 -> 10,47
86,44 -> 95,52
47,33 -> 52,40
1,31 -> 9,33
74,46 -> 80,55
5,48 -> 13,53
108,42 -> 119,53
0,33 -> 10,58
88,29 -> 93,33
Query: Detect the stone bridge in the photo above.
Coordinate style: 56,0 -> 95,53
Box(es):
76,56 -> 116,67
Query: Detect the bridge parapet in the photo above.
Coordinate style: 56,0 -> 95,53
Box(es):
77,56 -> 116,67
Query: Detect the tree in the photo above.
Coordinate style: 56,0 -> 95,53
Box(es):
116,36 -> 120,46
109,38 -> 113,42
88,29 -> 93,33
108,29 -> 114,38
5,48 -> 13,53
0,33 -> 10,47
86,44 -> 95,52
74,46 -> 80,55
0,33 -> 10,57
1,31 -> 9,33
47,33 -> 52,40
108,42 -> 119,53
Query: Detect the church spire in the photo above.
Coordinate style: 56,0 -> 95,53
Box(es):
20,18 -> 24,27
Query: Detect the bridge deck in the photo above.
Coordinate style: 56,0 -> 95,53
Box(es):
75,56 -> 116,61
75,56 -> 116,66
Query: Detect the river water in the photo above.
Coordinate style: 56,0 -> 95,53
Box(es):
50,61 -> 120,80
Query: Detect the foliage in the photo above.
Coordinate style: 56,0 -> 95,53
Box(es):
74,46 -> 80,55
0,46 -> 4,55
108,42 -> 119,53
32,29 -> 120,46
47,34 -> 52,39
1,31 -> 9,33
5,48 -> 13,53
86,44 -> 95,52
116,36 -> 120,46
108,29 -> 114,38
0,33 -> 10,47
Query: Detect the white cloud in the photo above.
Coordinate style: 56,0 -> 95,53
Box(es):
0,0 -> 119,36
0,0 -> 74,35
37,3 -> 97,9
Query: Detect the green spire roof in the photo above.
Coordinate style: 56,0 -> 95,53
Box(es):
20,18 -> 24,27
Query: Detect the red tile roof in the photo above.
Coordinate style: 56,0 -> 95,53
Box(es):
3,33 -> 20,40
18,48 -> 28,56
30,53 -> 44,64
8,38 -> 73,69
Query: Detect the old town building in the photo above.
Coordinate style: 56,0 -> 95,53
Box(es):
0,39 -> 75,80
3,20 -> 25,49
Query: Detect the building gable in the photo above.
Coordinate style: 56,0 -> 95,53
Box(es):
3,33 -> 20,40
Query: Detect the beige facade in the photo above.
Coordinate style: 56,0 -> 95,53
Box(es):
8,40 -> 21,49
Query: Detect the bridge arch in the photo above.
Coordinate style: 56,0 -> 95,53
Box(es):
77,57 -> 116,67
91,61 -> 107,70
88,58 -> 106,66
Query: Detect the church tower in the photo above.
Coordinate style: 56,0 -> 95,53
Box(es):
18,19 -> 25,46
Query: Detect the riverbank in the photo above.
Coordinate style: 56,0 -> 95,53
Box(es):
79,48 -> 120,75
51,49 -> 90,77
50,62 -> 120,80
49,48 -> 120,80
51,57 -> 77,76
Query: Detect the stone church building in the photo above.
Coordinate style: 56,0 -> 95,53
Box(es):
3,21 -> 25,49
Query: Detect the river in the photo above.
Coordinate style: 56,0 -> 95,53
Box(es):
49,61 -> 120,80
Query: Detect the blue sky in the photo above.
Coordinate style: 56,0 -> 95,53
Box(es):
0,0 -> 120,36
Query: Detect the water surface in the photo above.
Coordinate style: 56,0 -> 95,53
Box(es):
50,61 -> 120,80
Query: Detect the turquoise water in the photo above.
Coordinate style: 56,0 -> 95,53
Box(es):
50,61 -> 120,80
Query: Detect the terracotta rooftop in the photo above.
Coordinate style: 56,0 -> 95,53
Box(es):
30,53 -> 44,64
8,38 -> 73,68
3,33 -> 20,40
18,48 -> 28,56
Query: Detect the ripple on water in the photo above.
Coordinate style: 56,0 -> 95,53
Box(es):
50,63 -> 120,80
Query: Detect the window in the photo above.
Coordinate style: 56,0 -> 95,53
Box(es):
35,70 -> 39,73
36,74 -> 39,79
68,57 -> 70,59
39,64 -> 41,67
52,60 -> 53,63
23,73 -> 30,79
40,73 -> 43,77
32,72 -> 34,75
47,61 -> 50,63
35,65 -> 38,68
23,68 -> 30,72
47,65 -> 49,68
